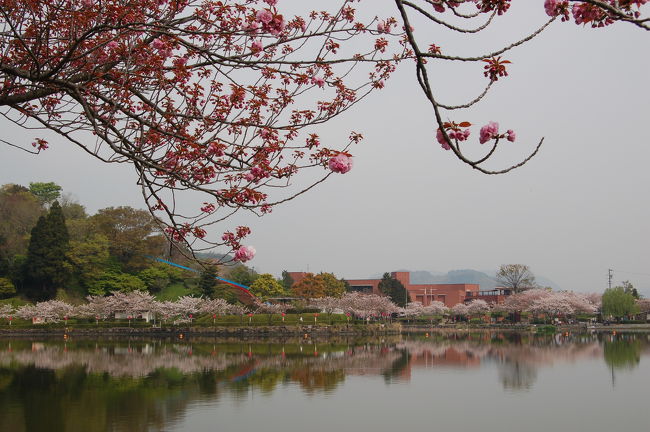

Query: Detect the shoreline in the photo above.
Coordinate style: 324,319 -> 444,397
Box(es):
1,323 -> 649,337
0,323 -> 402,337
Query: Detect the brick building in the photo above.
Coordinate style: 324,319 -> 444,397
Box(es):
287,271 -> 504,308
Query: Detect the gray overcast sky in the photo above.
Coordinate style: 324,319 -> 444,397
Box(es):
2,2 -> 649,295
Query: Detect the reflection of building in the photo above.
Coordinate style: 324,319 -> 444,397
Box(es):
289,271 -> 483,307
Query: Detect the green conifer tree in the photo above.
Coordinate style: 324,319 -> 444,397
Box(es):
198,265 -> 218,298
24,201 -> 70,300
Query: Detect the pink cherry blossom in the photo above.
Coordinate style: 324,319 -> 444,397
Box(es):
479,121 -> 499,144
256,9 -> 273,25
264,0 -> 278,5
251,39 -> 263,54
506,129 -> 516,142
152,38 -> 166,50
243,20 -> 261,33
436,128 -> 451,150
268,15 -> 285,36
235,245 -> 256,262
328,154 -> 353,173
544,0 -> 570,21
311,77 -> 325,88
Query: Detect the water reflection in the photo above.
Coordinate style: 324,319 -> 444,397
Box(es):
0,332 -> 647,431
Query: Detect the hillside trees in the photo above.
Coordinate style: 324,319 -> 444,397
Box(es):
90,206 -> 164,271
0,184 -> 44,261
3,1 -> 647,258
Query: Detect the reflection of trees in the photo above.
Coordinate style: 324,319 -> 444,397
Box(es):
604,339 -> 641,370
382,350 -> 410,384
497,361 -> 538,391
290,368 -> 346,394
0,333 -> 648,430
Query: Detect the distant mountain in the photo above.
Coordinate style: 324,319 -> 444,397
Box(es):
195,251 -> 233,262
370,269 -> 562,291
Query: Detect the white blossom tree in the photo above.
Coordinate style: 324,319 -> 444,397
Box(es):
527,293 -> 575,322
451,303 -> 469,320
255,302 -> 290,325
338,292 -> 398,321
200,298 -> 235,324
466,300 -> 491,318
0,304 -> 14,322
76,295 -> 116,322
423,301 -> 449,317
110,291 -> 156,324
16,300 -> 73,323
310,297 -> 343,324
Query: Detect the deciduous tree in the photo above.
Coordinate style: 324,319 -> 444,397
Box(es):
496,264 -> 537,294
249,273 -> 286,300
28,182 -> 62,207
318,272 -> 347,298
0,184 -> 44,259
602,287 -> 639,319
292,273 -> 327,299
91,206 -> 162,271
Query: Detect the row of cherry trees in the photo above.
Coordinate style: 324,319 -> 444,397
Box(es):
2,288 -> 640,325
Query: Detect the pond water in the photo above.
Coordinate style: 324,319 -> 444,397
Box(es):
0,331 -> 648,432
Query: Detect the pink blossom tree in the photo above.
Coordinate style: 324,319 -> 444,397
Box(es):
3,0 -> 647,259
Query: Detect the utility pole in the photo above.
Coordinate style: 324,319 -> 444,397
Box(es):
608,269 -> 613,290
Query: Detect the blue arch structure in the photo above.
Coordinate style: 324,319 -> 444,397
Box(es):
148,256 -> 257,301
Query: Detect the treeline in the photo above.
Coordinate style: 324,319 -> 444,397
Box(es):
0,182 -> 351,304
0,182 -> 224,302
